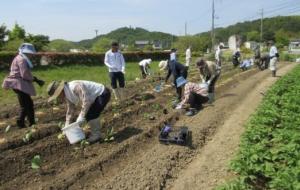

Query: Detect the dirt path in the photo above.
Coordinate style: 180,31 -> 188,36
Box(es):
167,63 -> 297,190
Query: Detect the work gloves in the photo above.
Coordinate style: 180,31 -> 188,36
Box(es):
33,76 -> 45,87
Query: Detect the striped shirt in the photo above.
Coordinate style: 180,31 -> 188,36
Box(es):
178,82 -> 208,106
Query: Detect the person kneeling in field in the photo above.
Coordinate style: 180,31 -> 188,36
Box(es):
196,58 -> 220,104
175,77 -> 209,116
139,59 -> 152,79
47,80 -> 111,143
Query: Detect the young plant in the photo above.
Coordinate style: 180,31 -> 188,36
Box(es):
104,127 -> 115,142
5,125 -> 11,133
31,155 -> 42,170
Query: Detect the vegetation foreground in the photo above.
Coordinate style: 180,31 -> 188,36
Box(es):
217,65 -> 300,190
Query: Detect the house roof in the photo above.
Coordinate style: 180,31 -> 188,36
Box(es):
135,40 -> 149,45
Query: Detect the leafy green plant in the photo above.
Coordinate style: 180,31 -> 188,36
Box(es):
104,127 -> 115,142
31,155 -> 42,169
80,140 -> 90,147
218,65 -> 300,189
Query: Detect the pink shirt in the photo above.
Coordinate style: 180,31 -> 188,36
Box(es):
2,55 -> 36,96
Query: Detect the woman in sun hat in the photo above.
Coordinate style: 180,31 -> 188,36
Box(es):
47,80 -> 111,143
2,43 -> 44,128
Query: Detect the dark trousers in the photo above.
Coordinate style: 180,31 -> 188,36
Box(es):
13,89 -> 35,127
109,72 -> 125,89
206,73 -> 220,93
139,66 -> 147,79
188,92 -> 209,110
86,88 -> 111,121
175,67 -> 188,100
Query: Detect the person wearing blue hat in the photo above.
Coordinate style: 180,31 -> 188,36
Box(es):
159,60 -> 188,101
2,43 -> 44,128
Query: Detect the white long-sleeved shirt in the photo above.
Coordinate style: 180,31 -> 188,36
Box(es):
139,59 -> 152,67
170,52 -> 176,61
269,45 -> 278,58
104,50 -> 126,72
186,48 -> 191,60
215,47 -> 222,61
65,80 -> 105,125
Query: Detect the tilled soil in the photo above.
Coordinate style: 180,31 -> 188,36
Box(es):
0,63 -> 294,190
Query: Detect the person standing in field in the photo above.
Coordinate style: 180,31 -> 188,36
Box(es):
268,41 -> 279,77
2,43 -> 44,128
104,42 -> 126,101
196,58 -> 220,104
47,80 -> 111,143
139,58 -> 152,79
215,43 -> 224,71
185,46 -> 192,68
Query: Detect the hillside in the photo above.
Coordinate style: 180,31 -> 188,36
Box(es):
198,15 -> 300,43
75,27 -> 176,49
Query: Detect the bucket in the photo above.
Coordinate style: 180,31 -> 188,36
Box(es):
62,121 -> 86,144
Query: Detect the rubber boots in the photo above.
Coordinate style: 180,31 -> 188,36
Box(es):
272,70 -> 276,77
112,89 -> 120,101
119,88 -> 125,101
208,93 -> 215,104
87,118 -> 101,144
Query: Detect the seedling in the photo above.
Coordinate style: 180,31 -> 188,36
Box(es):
23,126 -> 37,143
31,155 -> 41,169
5,125 -> 11,133
80,139 -> 90,147
57,132 -> 65,140
104,127 -> 115,142
58,122 -> 64,129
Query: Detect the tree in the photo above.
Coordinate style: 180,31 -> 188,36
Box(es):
0,24 -> 8,49
246,31 -> 260,42
275,29 -> 289,49
173,35 -> 210,53
25,34 -> 50,51
3,39 -> 24,51
47,39 -> 77,52
91,37 -> 113,52
8,23 -> 25,40
143,44 -> 153,51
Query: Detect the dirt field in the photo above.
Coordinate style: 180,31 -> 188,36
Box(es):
0,62 -> 296,190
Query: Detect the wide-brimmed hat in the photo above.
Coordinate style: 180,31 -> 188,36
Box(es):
176,76 -> 187,87
19,43 -> 36,54
47,81 -> 65,102
159,60 -> 168,71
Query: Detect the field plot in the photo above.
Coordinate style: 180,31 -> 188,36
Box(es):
0,61 -> 296,190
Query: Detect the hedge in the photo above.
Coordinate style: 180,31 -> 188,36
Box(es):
0,51 -> 170,70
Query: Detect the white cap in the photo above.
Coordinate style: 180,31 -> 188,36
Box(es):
19,43 -> 36,54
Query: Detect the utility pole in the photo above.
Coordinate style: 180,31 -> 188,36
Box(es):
95,29 -> 98,38
185,21 -> 187,36
211,0 -> 215,50
260,9 -> 264,43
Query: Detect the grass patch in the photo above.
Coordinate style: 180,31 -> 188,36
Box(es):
0,61 -> 162,106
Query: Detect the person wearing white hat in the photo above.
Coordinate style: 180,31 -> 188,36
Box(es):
138,58 -> 152,79
159,60 -> 188,101
47,80 -> 111,143
2,43 -> 44,128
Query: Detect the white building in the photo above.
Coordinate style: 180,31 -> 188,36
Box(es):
228,35 -> 242,51
244,41 -> 258,50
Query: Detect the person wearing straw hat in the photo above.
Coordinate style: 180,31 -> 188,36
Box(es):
138,58 -> 152,79
196,58 -> 219,104
159,60 -> 188,102
47,80 -> 111,143
175,81 -> 209,116
104,42 -> 126,101
2,43 -> 44,128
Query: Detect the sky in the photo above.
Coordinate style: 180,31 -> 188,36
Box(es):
1,0 -> 300,41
